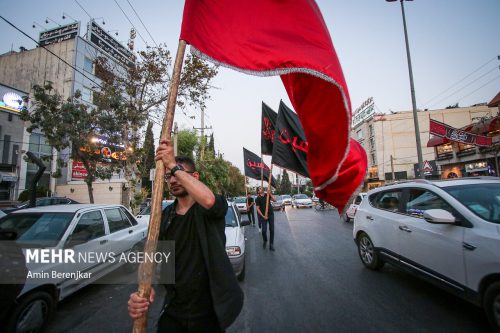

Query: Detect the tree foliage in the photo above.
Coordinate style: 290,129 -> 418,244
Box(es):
20,83 -> 123,203
280,170 -> 292,194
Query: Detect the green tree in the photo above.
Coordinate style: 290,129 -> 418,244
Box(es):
21,83 -> 122,203
139,121 -> 156,194
177,129 -> 199,159
281,170 -> 292,194
95,44 -> 218,209
225,162 -> 245,197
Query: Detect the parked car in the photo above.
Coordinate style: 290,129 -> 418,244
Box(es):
345,193 -> 367,222
0,204 -> 147,332
0,209 -> 5,218
271,195 -> 285,211
234,196 -> 248,213
353,178 -> 500,332
2,197 -> 79,214
281,195 -> 292,206
291,194 -> 313,208
225,201 -> 250,281
136,200 -> 174,225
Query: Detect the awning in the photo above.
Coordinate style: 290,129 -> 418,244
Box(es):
0,172 -> 18,182
427,135 -> 450,147
488,92 -> 500,107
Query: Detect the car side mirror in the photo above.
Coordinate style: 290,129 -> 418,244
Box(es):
240,220 -> 251,227
423,209 -> 456,224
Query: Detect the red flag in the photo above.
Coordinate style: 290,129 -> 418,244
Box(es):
180,0 -> 367,212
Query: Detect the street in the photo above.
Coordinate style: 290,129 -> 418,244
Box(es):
44,207 -> 491,333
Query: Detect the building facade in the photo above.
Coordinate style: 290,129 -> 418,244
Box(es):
0,84 -> 26,200
352,104 -> 499,190
0,21 -> 134,203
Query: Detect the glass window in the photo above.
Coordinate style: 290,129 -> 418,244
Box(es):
370,190 -> 402,212
357,129 -> 364,140
443,183 -> 500,224
105,208 -> 132,233
70,211 -> 105,242
458,143 -> 475,152
225,206 -> 238,227
81,87 -> 92,103
120,207 -> 137,226
437,143 -> 453,155
83,57 -> 94,73
405,189 -> 454,218
0,212 -> 74,244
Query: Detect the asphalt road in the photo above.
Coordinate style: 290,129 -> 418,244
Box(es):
43,206 -> 491,333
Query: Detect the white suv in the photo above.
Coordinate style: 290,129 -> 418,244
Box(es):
353,178 -> 500,332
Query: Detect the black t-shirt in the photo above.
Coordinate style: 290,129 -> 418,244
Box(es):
255,194 -> 273,217
164,207 -> 213,319
246,196 -> 254,211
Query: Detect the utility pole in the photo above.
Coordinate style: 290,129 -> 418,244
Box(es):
386,0 -> 424,178
390,155 -> 395,182
193,107 -> 212,160
173,122 -> 178,156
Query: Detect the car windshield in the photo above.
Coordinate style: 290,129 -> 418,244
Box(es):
234,197 -> 246,204
225,207 -> 238,227
295,194 -> 308,199
282,195 -> 291,200
442,183 -> 500,224
139,201 -> 172,215
0,212 -> 75,245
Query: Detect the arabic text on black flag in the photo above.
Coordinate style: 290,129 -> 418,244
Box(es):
243,148 -> 277,188
271,101 -> 310,178
261,102 -> 278,156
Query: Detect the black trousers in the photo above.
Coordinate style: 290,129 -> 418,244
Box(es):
157,312 -> 224,333
247,208 -> 255,225
260,215 -> 274,245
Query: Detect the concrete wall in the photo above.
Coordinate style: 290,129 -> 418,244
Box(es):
56,181 -> 126,205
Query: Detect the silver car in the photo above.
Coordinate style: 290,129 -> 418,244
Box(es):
0,204 -> 147,332
225,202 -> 250,281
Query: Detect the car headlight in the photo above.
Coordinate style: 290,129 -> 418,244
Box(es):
226,246 -> 241,257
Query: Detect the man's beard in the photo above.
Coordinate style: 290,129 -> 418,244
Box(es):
170,186 -> 188,198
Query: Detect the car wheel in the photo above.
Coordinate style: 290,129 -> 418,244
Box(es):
237,261 -> 246,282
357,233 -> 384,270
7,290 -> 55,333
484,281 -> 500,333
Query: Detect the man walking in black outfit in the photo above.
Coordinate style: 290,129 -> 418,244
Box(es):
128,139 -> 243,332
255,186 -> 276,251
246,193 -> 255,226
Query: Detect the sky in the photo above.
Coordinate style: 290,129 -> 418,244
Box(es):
1,0 -> 499,176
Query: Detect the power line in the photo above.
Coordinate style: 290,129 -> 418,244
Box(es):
454,76 -> 500,105
125,0 -> 158,47
112,0 -> 149,47
74,0 -> 92,18
427,66 -> 498,109
0,15 -> 105,93
421,56 -> 498,107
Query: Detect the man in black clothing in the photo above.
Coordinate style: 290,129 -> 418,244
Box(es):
255,187 -> 276,251
246,193 -> 255,226
128,139 -> 243,332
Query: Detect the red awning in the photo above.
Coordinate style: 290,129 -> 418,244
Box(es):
488,92 -> 500,107
427,135 -> 450,147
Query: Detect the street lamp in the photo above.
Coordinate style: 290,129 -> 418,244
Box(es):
386,0 -> 424,178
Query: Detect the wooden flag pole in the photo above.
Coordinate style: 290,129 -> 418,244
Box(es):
260,153 -> 264,189
133,40 -> 187,333
264,164 -> 273,218
245,176 -> 248,197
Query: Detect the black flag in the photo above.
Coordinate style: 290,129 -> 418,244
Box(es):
271,101 -> 310,177
261,102 -> 278,156
243,148 -> 277,188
